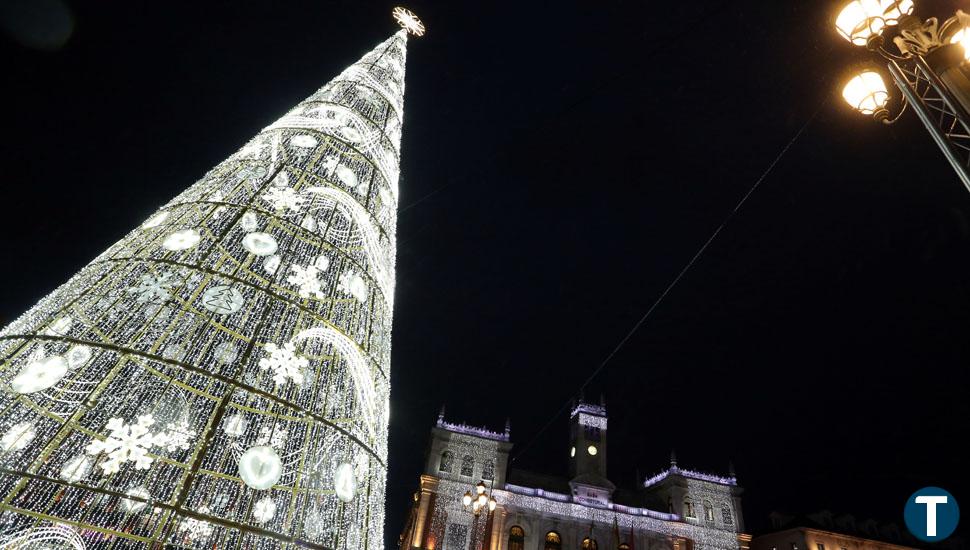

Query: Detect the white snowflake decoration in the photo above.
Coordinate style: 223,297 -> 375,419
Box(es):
180,510 -> 214,538
258,342 -> 307,386
1,421 -> 36,452
85,415 -> 163,475
158,419 -> 196,453
127,272 -> 176,304
261,186 -> 306,212
286,264 -> 325,299
252,497 -> 277,523
338,270 -> 368,303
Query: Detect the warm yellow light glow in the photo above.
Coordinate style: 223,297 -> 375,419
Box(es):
475,481 -> 486,495
477,493 -> 488,507
392,7 -> 426,37
879,0 -> 914,25
835,0 -> 886,46
951,27 -> 970,61
842,71 -> 890,115
462,492 -> 473,506
488,497 -> 497,511
472,499 -> 481,512
587,445 -> 598,456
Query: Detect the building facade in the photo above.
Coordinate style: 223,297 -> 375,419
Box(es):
750,511 -> 926,550
401,401 -> 750,550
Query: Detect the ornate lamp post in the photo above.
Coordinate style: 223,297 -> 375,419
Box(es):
835,0 -> 970,191
461,480 -> 498,516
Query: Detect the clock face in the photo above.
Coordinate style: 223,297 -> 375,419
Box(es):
587,445 -> 598,456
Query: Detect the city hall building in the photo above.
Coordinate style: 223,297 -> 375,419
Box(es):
400,401 -> 749,550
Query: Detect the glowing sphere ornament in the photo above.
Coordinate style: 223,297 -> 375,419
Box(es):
238,445 -> 283,490
142,210 -> 169,229
335,462 -> 357,503
242,232 -> 279,256
121,486 -> 151,513
162,229 -> 201,251
10,355 -> 68,394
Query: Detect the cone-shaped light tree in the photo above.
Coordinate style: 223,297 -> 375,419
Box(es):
0,11 -> 422,549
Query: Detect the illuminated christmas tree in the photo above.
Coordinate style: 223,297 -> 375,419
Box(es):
0,9 -> 424,549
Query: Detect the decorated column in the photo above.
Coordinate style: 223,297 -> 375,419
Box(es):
0,9 -> 424,549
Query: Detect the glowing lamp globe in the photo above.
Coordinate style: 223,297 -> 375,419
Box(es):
835,0 -> 886,47
462,492 -> 473,506
842,71 -> 890,117
488,497 -> 497,511
238,446 -> 283,490
475,481 -> 486,495
879,0 -> 914,25
951,27 -> 970,61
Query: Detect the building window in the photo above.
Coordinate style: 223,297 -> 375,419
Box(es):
509,526 -> 525,550
483,460 -> 495,481
817,545 -> 825,550
545,531 -> 562,550
704,501 -> 714,522
790,544 -> 797,550
619,544 -> 630,550
667,496 -> 673,513
438,451 -> 454,473
721,507 -> 733,525
460,455 -> 474,477
684,497 -> 695,519
582,538 -> 598,550
584,425 -> 601,441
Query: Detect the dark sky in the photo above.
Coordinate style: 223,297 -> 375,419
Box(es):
2,0 -> 968,547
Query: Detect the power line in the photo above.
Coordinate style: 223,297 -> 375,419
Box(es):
510,99 -> 827,463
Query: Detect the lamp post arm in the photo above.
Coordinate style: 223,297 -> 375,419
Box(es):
887,59 -> 970,193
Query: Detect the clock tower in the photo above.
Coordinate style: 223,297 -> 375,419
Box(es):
568,398 -> 615,505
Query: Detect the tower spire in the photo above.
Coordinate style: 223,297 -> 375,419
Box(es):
0,25 -> 416,549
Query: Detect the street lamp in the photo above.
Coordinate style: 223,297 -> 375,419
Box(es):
461,480 -> 497,516
834,1 -> 970,191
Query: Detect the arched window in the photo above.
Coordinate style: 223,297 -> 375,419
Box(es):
683,497 -> 695,519
619,544 -> 631,550
582,538 -> 598,550
483,460 -> 495,481
509,526 -> 525,550
721,507 -> 734,526
460,455 -> 474,477
667,496 -> 673,513
545,531 -> 562,550
704,500 -> 715,522
438,451 -> 454,473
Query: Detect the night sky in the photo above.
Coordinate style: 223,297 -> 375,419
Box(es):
2,0 -> 968,547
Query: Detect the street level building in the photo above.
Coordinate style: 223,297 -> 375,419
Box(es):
401,401 -> 749,550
